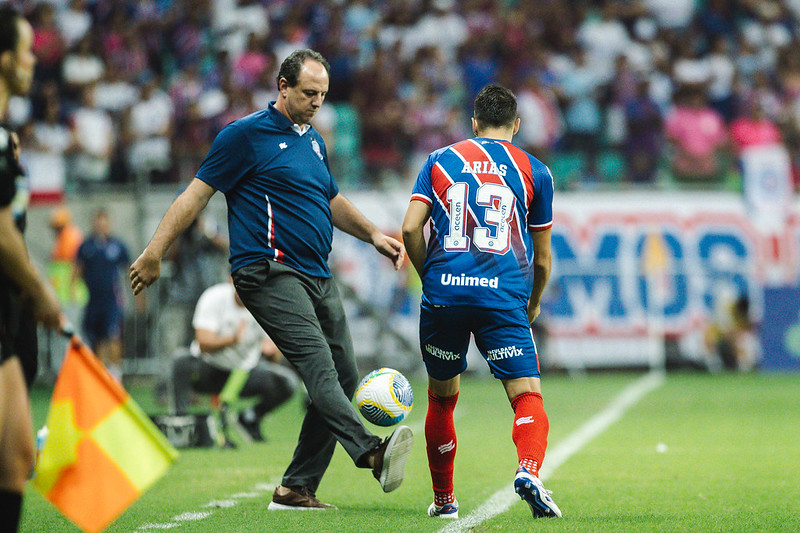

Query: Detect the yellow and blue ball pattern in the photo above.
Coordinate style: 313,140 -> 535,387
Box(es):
355,368 -> 414,426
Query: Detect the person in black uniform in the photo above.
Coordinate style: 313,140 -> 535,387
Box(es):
0,7 -> 64,531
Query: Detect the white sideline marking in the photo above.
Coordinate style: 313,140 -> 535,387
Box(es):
136,479 -> 279,531
173,512 -> 211,522
230,491 -> 262,499
201,500 -> 237,509
438,371 -> 665,533
136,408 -> 434,532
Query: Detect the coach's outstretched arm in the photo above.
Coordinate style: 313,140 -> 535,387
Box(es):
330,193 -> 405,270
130,178 -> 216,294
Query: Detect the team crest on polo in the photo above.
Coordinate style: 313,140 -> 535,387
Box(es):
311,138 -> 323,160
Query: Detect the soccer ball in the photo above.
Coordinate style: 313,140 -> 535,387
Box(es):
355,368 -> 413,427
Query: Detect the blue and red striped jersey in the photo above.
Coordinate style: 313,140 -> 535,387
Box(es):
410,137 -> 553,309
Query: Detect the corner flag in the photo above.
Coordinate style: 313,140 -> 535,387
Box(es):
34,341 -> 178,533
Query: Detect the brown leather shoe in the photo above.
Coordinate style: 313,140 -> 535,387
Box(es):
370,425 -> 413,493
267,485 -> 337,510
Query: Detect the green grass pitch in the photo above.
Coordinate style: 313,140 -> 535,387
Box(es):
20,371 -> 800,532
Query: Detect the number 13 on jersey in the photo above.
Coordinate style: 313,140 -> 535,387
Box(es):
443,182 -> 516,255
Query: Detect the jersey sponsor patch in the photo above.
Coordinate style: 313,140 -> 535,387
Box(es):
440,273 -> 498,288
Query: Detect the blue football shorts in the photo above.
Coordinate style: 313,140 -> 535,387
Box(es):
83,303 -> 123,348
419,300 -> 541,381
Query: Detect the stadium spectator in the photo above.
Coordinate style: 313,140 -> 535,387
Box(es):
7,0 -> 800,193
576,1 -> 631,82
92,63 -> 139,114
697,0 -> 737,39
404,0 -> 467,63
730,99 -> 783,153
560,46 -> 604,181
404,80 -> 466,170
61,36 -> 105,100
0,8 -> 65,532
624,78 -> 663,184
56,0 -> 92,49
460,36 -> 500,106
212,0 -> 270,61
232,33 -> 271,91
169,5 -> 211,71
69,86 -> 115,184
664,87 -> 730,186
31,3 -> 65,82
645,0 -> 696,30
672,38 -> 711,89
76,208 -> 130,381
706,36 -> 737,122
126,77 -> 174,182
129,49 -> 413,510
47,206 -> 85,309
22,94 -> 71,196
352,47 -> 406,184
516,73 -> 564,162
171,281 -> 298,442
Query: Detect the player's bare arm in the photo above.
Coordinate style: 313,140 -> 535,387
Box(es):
528,228 -> 552,323
330,193 -> 405,270
195,325 -> 243,353
0,206 -> 62,329
130,178 -> 216,294
401,199 -> 431,276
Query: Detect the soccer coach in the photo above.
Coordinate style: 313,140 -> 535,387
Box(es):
130,49 -> 413,509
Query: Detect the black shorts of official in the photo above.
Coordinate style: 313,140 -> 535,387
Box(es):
0,286 -> 39,388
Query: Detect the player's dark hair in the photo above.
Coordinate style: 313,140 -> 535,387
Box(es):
276,49 -> 330,89
0,6 -> 23,55
473,84 -> 517,130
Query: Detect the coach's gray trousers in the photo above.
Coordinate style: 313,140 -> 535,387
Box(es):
232,259 -> 381,492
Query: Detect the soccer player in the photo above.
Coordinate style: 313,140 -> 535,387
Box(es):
130,49 -> 413,509
402,84 -> 562,519
0,7 -> 64,531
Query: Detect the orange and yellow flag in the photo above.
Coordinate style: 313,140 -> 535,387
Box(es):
34,341 -> 178,533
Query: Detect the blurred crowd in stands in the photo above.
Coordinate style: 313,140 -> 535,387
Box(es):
6,0 -> 800,192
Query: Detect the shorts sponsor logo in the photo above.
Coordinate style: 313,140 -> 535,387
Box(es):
440,273 -> 499,288
426,344 -> 460,361
486,345 -> 523,361
438,440 -> 456,454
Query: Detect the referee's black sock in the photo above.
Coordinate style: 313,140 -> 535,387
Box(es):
0,489 -> 23,532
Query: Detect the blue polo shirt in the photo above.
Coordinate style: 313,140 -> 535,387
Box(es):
196,103 -> 339,277
77,235 -> 130,307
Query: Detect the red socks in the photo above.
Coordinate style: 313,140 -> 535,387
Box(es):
511,391 -> 549,477
425,390 -> 459,505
